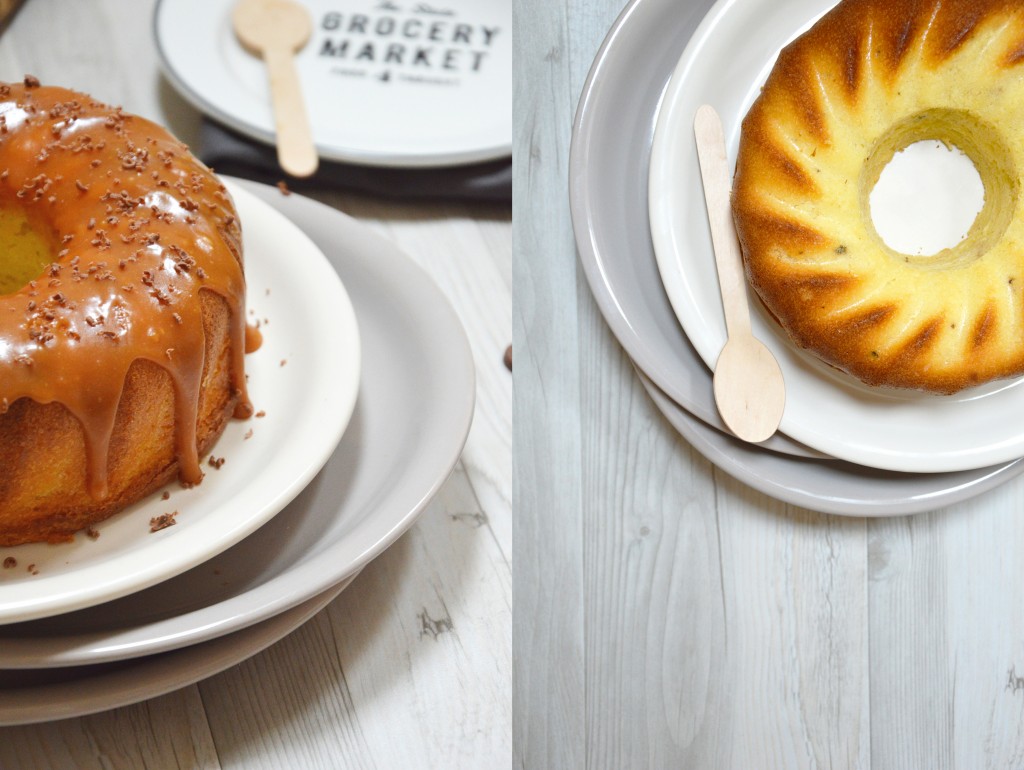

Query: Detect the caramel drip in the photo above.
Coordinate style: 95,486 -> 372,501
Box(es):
0,81 -> 250,499
244,322 -> 262,354
71,374 -> 123,500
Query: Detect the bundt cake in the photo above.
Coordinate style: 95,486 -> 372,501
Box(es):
732,0 -> 1024,393
0,78 -> 251,546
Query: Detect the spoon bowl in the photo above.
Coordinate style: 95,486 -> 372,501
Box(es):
713,333 -> 786,443
233,0 -> 311,53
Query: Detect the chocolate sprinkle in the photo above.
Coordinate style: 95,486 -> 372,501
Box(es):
149,512 -> 178,532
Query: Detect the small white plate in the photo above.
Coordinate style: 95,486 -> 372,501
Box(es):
154,0 -> 512,168
0,180 -> 474,667
0,180 -> 360,624
648,0 -> 1024,473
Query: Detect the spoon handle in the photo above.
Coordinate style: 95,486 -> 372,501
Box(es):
694,104 -> 749,339
264,44 -> 319,178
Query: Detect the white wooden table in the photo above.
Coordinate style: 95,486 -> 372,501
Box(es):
515,1 -> 1024,768
0,1 -> 511,767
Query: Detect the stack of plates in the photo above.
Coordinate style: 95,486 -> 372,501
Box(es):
569,0 -> 1024,515
0,179 -> 474,724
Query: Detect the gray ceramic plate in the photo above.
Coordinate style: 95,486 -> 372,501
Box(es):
0,179 -> 475,668
0,574 -> 356,725
568,0 -> 823,460
637,371 -> 1024,516
570,0 -> 1024,509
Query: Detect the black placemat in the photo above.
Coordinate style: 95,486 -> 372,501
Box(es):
198,119 -> 511,204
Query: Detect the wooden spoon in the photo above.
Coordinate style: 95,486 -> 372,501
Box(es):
233,0 -> 319,178
693,104 -> 785,443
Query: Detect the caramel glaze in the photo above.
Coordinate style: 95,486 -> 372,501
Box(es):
0,80 -> 250,502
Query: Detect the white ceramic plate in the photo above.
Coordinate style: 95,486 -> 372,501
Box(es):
0,180 -> 474,667
154,0 -> 512,168
648,0 -> 1024,473
0,180 -> 360,625
0,574 -> 357,726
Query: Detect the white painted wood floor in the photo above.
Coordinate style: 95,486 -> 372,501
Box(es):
514,0 -> 1024,768
0,1 -> 511,767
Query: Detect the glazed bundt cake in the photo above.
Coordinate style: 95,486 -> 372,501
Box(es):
0,78 -> 251,546
732,0 -> 1024,393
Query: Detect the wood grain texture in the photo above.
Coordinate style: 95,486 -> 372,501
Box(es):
320,468 -> 512,768
867,480 -> 1024,770
0,687 -> 219,769
512,0 -> 585,767
0,1 -> 510,767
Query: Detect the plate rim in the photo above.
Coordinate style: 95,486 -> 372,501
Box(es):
636,368 -> 1024,516
0,574 -> 358,725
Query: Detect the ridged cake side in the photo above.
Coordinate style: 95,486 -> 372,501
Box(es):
733,0 -> 1024,393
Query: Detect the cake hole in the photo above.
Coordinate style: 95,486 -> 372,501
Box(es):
869,140 -> 984,257
0,208 -> 52,295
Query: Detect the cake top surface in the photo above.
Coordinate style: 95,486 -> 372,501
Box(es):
0,79 -> 248,495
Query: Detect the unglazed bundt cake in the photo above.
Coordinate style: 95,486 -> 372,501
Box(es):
0,78 -> 252,546
732,0 -> 1024,393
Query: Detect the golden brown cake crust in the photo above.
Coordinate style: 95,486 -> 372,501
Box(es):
732,0 -> 1024,393
0,80 -> 250,545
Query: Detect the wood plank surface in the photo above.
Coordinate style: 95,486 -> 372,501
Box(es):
512,0 -> 586,767
0,0 -> 511,767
